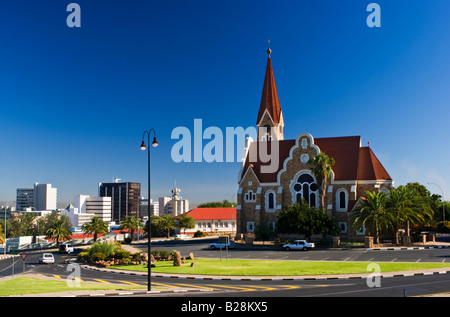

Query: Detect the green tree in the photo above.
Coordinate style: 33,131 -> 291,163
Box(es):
276,200 -> 339,240
308,152 -> 335,209
119,216 -> 144,242
45,217 -> 72,247
176,213 -> 195,234
350,191 -> 394,244
198,200 -> 236,207
159,215 -> 175,238
82,217 -> 109,242
387,186 -> 433,244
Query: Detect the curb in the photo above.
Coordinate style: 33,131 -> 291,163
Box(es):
81,265 -> 450,282
369,245 -> 450,251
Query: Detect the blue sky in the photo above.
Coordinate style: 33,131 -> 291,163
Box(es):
0,0 -> 449,205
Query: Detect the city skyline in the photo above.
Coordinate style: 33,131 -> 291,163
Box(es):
1,1 -> 449,204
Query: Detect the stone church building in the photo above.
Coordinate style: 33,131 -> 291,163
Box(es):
236,49 -> 394,239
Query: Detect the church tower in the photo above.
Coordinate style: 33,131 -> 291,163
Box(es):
256,44 -> 284,141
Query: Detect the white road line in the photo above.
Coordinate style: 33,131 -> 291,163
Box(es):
321,257 -> 330,261
391,258 -> 397,262
416,258 -> 421,262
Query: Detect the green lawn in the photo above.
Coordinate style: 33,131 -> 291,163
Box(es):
0,277 -> 146,297
110,259 -> 450,276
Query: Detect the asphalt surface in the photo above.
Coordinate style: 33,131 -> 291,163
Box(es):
2,236 -> 450,298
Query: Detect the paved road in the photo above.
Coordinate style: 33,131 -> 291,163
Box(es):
2,238 -> 450,297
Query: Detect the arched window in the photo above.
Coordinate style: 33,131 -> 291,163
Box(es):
292,173 -> 318,208
265,190 -> 276,212
336,188 -> 348,211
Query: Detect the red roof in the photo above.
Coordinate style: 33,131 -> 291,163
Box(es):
257,54 -> 282,125
241,136 -> 392,183
184,207 -> 236,221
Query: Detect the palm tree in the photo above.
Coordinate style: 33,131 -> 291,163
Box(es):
45,218 -> 72,247
82,217 -> 109,242
387,186 -> 433,244
350,191 -> 394,244
159,215 -> 175,238
308,152 -> 335,210
119,216 -> 143,242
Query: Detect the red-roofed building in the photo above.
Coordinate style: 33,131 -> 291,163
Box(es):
237,48 -> 394,239
180,207 -> 237,234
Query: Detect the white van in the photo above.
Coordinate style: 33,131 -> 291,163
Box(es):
59,244 -> 74,253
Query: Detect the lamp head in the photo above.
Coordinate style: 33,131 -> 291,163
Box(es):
140,140 -> 147,151
152,136 -> 158,147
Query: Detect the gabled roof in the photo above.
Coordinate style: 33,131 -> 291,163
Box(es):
240,136 -> 392,184
256,54 -> 282,125
357,147 -> 392,181
184,207 -> 236,221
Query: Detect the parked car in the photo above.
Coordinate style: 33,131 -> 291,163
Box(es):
282,240 -> 315,251
39,253 -> 55,264
175,234 -> 191,240
209,241 -> 236,249
59,244 -> 74,253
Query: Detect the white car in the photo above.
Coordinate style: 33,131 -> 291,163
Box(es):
175,234 -> 190,240
39,253 -> 55,264
59,244 -> 74,253
282,240 -> 315,251
209,241 -> 236,249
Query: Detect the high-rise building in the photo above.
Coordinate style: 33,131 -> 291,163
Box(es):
16,183 -> 57,211
98,181 -> 140,223
16,188 -> 34,211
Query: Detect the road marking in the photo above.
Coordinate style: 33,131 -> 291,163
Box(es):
368,258 -> 374,261
119,280 -> 141,286
443,259 -> 446,263
321,257 -> 330,261
391,258 -> 397,262
209,284 -> 256,292
174,283 -> 215,290
53,275 -> 61,279
93,279 -> 111,284
151,282 -> 178,288
250,285 -> 277,291
416,258 -> 421,262
343,257 -> 351,262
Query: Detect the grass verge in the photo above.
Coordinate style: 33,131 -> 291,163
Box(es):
110,259 -> 450,276
0,277 -> 146,297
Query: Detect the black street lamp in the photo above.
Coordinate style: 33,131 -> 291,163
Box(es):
141,129 -> 158,291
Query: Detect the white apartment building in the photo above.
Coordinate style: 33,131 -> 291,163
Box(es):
158,196 -> 189,216
63,194 -> 112,227
16,183 -> 57,211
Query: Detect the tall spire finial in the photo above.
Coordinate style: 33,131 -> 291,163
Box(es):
267,39 -> 272,55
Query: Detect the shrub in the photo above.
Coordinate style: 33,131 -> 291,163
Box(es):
77,251 -> 90,262
131,252 -> 141,261
92,252 -> 107,262
114,249 -> 131,260
121,257 -> 132,265
193,230 -> 205,238
89,242 -> 117,258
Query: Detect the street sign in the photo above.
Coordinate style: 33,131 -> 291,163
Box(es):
19,253 -> 28,261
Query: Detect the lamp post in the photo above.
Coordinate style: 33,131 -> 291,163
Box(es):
428,183 -> 445,227
2,206 -> 6,255
140,129 -> 158,291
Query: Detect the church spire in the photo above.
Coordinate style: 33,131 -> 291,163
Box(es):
256,43 -> 282,125
256,42 -> 284,141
